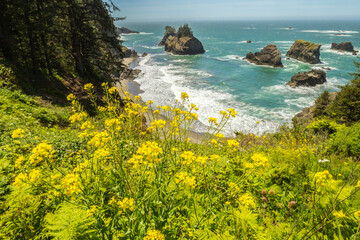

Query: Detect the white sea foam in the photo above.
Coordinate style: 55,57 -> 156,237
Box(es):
135,54 -> 286,135
321,45 -> 357,56
300,30 -> 359,34
140,45 -> 163,50
214,55 -> 243,62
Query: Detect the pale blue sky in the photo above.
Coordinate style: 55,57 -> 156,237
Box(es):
112,0 -> 360,22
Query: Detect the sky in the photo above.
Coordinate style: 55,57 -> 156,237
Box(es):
112,0 -> 360,22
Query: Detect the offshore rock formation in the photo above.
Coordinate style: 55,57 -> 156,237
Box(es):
159,25 -> 205,55
116,27 -> 139,34
158,26 -> 177,46
286,40 -> 321,64
287,69 -> 326,87
244,44 -> 283,67
331,41 -> 357,55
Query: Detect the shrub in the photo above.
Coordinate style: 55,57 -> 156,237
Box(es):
328,122 -> 360,157
177,24 -> 193,38
306,119 -> 345,135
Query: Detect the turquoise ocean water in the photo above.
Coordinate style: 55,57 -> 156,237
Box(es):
117,21 -> 360,135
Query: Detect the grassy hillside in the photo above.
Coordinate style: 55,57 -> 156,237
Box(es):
1,64 -> 360,239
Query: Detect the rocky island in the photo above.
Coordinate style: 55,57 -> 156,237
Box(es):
244,44 -> 283,68
159,24 -> 205,55
287,69 -> 326,87
116,27 -> 139,34
331,41 -> 357,55
286,40 -> 321,64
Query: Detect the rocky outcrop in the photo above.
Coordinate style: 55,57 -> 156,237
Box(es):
164,36 -> 205,55
331,41 -> 355,53
286,40 -> 321,64
247,40 -> 251,43
121,46 -> 139,58
244,44 -> 283,67
158,27 -> 176,46
119,68 -> 141,81
116,27 -> 139,34
287,69 -> 326,87
293,92 -> 337,125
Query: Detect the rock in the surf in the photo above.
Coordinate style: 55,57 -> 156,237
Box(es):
244,44 -> 283,67
160,24 -> 205,55
331,41 -> 355,53
287,69 -> 326,87
286,40 -> 321,64
116,27 -> 139,34
121,46 -> 139,58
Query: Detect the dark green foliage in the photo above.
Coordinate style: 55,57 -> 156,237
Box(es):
328,122 -> 360,157
0,0 -> 124,98
177,24 -> 193,38
327,77 -> 360,124
313,90 -> 331,118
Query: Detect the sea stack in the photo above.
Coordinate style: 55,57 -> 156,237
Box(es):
244,44 -> 283,67
331,42 -> 357,55
286,40 -> 321,64
159,24 -> 205,55
287,69 -> 326,87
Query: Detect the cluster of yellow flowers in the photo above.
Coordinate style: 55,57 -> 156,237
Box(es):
29,142 -> 54,165
227,139 -> 239,148
180,151 -> 195,165
69,112 -> 88,123
208,117 -> 218,125
12,169 -> 43,188
84,83 -> 94,91
238,193 -> 256,209
14,155 -> 25,169
87,131 -> 111,148
181,92 -> 189,100
175,172 -> 197,189
87,205 -> 97,216
143,230 -> 165,240
61,173 -> 82,196
148,119 -> 166,132
105,118 -> 121,130
129,141 -> 163,168
109,197 -> 134,214
333,210 -> 346,219
314,170 -> 333,186
11,128 -> 25,138
81,121 -> 95,130
243,153 -> 269,169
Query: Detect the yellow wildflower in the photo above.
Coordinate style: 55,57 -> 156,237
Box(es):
227,139 -> 239,148
81,121 -> 94,130
180,151 -> 195,165
175,172 -> 197,189
84,83 -> 94,91
227,108 -> 237,117
108,87 -> 118,95
239,193 -> 256,208
147,100 -> 154,105
61,173 -> 81,196
150,119 -> 166,129
208,117 -> 218,125
15,155 -> 25,169
67,93 -> 76,101
181,92 -> 189,100
251,153 -> 269,168
333,210 -> 346,219
11,128 -> 25,138
356,181 -> 360,188
87,205 -> 97,216
314,170 -> 333,186
29,142 -> 54,165
28,169 -> 42,184
69,112 -> 88,123
144,230 -> 165,240
12,172 -> 28,188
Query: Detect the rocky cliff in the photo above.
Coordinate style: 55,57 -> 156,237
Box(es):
287,69 -> 326,87
286,40 -> 321,64
244,44 -> 283,67
159,25 -> 205,55
158,27 -> 176,46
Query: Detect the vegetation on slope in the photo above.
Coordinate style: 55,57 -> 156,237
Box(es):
1,64 -> 360,239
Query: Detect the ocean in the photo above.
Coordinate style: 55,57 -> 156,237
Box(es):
117,20 -> 360,135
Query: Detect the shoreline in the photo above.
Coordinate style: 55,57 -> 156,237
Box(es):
116,55 -> 206,143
